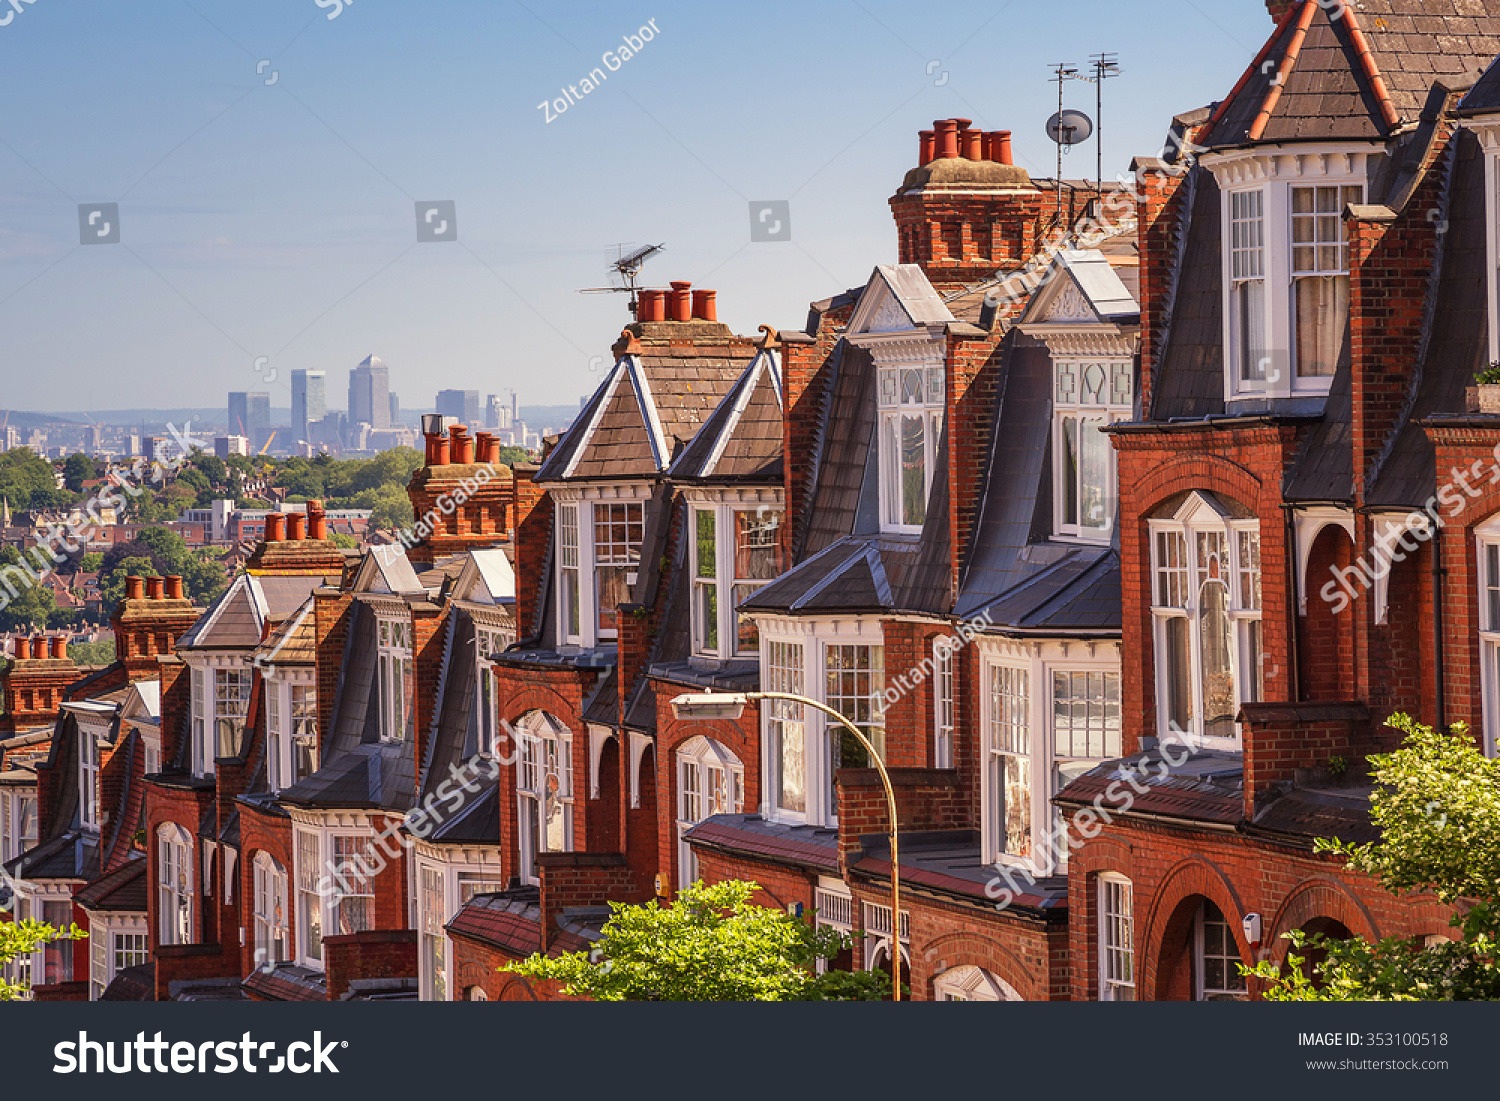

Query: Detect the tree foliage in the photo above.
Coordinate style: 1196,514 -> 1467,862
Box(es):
1248,713 -> 1500,1000
502,879 -> 891,1001
0,919 -> 85,1001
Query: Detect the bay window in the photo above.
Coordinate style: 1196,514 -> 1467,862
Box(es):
555,493 -> 646,647
593,502 -> 643,636
1053,670 -> 1122,803
558,503 -> 581,644
376,617 -> 414,743
1150,494 -> 1262,747
691,504 -> 785,658
89,923 -> 147,1000
475,628 -> 508,758
42,899 -> 72,983
1,791 -> 38,861
294,827 -> 376,970
1053,360 -> 1131,539
987,665 -> 1031,859
517,713 -> 573,885
79,729 -> 100,830
190,665 -> 249,774
1098,874 -> 1134,1001
1229,189 -> 1268,389
296,830 -> 322,966
156,823 -> 193,946
878,365 -> 944,531
252,852 -> 289,969
420,866 -> 447,1002
675,736 -> 746,887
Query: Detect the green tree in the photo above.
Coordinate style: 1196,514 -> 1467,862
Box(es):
0,449 -> 59,511
80,552 -> 104,573
68,638 -> 116,666
502,879 -> 890,1001
192,452 -> 227,488
98,557 -> 158,615
62,452 -> 98,493
1248,713 -> 1500,1000
0,918 -> 85,1001
329,532 -> 357,549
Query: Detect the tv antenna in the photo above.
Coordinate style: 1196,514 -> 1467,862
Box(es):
1072,53 -> 1121,206
1046,63 -> 1089,227
578,242 -> 665,316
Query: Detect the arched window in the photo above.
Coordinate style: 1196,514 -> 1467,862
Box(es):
467,985 -> 488,1001
933,964 -> 1022,1002
675,736 -> 745,888
1194,899 -> 1246,1000
157,824 -> 194,947
252,852 -> 289,969
517,712 -> 573,885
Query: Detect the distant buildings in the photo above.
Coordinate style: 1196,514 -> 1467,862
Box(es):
348,355 -> 391,430
389,392 -> 401,425
291,370 -> 326,443
436,389 -> 480,424
227,392 -> 270,437
214,436 -> 250,459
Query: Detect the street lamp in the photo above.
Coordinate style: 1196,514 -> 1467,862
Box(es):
670,691 -> 904,1001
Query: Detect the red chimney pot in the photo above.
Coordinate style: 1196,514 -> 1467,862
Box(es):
919,129 -> 936,166
640,289 -> 666,323
668,281 -> 692,322
308,500 -> 328,541
49,636 -> 67,660
935,119 -> 960,159
126,576 -> 145,602
287,512 -> 307,541
265,513 -> 287,542
962,128 -> 984,160
145,576 -> 165,600
691,289 -> 717,322
165,575 -> 184,600
450,424 -> 475,464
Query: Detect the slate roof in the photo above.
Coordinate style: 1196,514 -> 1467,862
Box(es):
75,856 -> 148,913
419,609 -> 474,799
682,814 -> 840,874
1148,167 -> 1226,421
536,346 -> 749,483
667,348 -> 784,484
1249,785 -> 1378,843
1054,749 -> 1245,826
101,962 -> 153,1001
1369,128 -> 1489,507
852,831 -> 1067,911
277,741 -> 415,812
1203,0 -> 1500,150
5,829 -> 99,882
241,964 -> 328,1002
1461,54 -> 1500,113
799,343 -> 878,558
178,573 -> 326,650
446,887 -> 542,957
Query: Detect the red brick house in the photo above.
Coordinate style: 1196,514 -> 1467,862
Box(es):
1058,0 -> 1500,1001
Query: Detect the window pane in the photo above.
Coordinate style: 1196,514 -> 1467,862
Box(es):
1061,416 -> 1079,526
1200,581 -> 1236,738
734,510 -> 783,579
732,584 -> 762,654
1081,418 -> 1111,531
1295,275 -> 1348,378
1165,616 -> 1193,734
696,581 -> 718,653
766,641 -> 805,813
1235,280 -> 1267,383
694,509 -> 716,579
901,415 -> 927,526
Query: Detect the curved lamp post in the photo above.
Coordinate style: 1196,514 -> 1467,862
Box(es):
670,690 -> 903,1001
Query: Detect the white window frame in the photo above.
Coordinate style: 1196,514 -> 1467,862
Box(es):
156,823 -> 194,947
0,789 -> 38,863
188,659 -> 250,776
1052,359 -> 1131,541
78,726 -> 102,831
411,852 -> 506,1002
1098,873 -> 1134,1001
266,673 -> 319,793
88,917 -> 148,1001
376,615 -> 414,744
861,899 -> 910,975
688,498 -> 786,660
1194,898 -> 1247,1001
876,364 -> 945,533
516,712 -> 574,886
292,822 -> 379,971
978,639 -> 1124,872
474,626 -> 511,758
675,735 -> 746,888
252,851 -> 289,970
1208,146 -> 1381,402
1148,492 -> 1262,751
1476,515 -> 1500,756
552,486 -> 650,649
1289,183 -> 1362,385
933,638 -> 955,769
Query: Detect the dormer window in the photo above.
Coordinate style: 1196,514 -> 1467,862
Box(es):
1053,361 -> 1131,540
190,664 -> 249,775
79,729 -> 101,830
1217,156 -> 1369,400
376,617 -> 413,743
267,680 -> 319,792
690,502 -> 784,659
555,491 -> 647,648
878,367 -> 944,532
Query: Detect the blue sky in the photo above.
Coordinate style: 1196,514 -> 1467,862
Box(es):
0,0 -> 1272,415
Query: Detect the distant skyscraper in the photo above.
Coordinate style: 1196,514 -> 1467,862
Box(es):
292,370 -> 327,442
389,392 -> 401,425
348,355 -> 391,429
436,389 -> 480,424
485,394 -> 512,429
228,392 -> 270,436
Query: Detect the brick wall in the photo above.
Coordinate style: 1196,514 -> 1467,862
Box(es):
537,851 -> 640,949
511,464 -> 551,641
834,767 -> 965,869
325,929 -> 417,1000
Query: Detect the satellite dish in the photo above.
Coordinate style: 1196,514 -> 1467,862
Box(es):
1046,109 -> 1094,146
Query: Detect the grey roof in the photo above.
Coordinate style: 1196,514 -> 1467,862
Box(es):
5,829 -> 99,882
178,573 -> 324,650
1462,55 -> 1500,113
853,265 -> 956,329
1283,348 -> 1355,503
420,609 -> 474,798
682,813 -> 840,874
852,831 -> 1067,911
800,343 -> 879,558
1148,167 -> 1226,421
277,741 -> 415,812
1052,250 -> 1139,323
1369,128 -> 1489,508
1203,0 -> 1500,150
426,780 -> 500,844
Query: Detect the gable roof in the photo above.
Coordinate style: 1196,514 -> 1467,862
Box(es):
453,548 -> 516,606
253,597 -> 317,667
178,573 -> 328,650
667,348 -> 784,484
1203,0 -> 1500,150
352,544 -> 425,596
1461,55 -> 1500,114
1018,250 -> 1140,328
536,347 -> 749,483
845,265 -> 955,335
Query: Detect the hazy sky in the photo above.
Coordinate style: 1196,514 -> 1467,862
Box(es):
0,0 -> 1271,414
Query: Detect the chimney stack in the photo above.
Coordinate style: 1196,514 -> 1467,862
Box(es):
307,500 -> 328,541
165,575 -> 185,600
668,281 -> 693,322
265,513 -> 287,542
691,289 -> 717,322
145,576 -> 165,600
126,576 -> 145,602
287,512 -> 307,541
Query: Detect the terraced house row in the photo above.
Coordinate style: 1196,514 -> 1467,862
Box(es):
4,0 -> 1500,1002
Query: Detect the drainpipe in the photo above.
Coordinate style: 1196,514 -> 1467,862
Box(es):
1432,525 -> 1447,730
